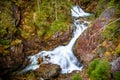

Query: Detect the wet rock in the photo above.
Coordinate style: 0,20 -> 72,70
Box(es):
34,64 -> 61,79
111,57 -> 120,74
12,64 -> 61,80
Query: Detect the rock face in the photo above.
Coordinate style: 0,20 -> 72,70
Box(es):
11,64 -> 61,80
111,57 -> 120,74
74,7 -> 115,65
0,43 -> 24,78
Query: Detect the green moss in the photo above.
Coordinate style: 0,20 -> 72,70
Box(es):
0,39 -> 11,45
107,0 -> 120,17
102,21 -> 120,42
46,20 -> 67,37
12,0 -> 30,8
87,59 -> 99,76
107,0 -> 115,7
25,72 -> 36,80
72,73 -> 82,80
20,30 -> 31,39
115,1 -> 120,17
113,71 -> 120,80
37,27 -> 46,37
87,59 -> 110,80
34,0 -> 73,38
95,0 -> 106,17
0,29 -> 7,37
88,14 -> 95,21
116,48 -> 120,56
95,0 -> 120,17
0,1 -> 16,38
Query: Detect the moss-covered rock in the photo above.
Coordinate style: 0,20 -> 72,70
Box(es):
0,1 -> 16,38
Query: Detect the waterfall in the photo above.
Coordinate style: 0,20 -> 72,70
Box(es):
71,5 -> 90,18
21,5 -> 90,74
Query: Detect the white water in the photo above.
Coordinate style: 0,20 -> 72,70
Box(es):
21,5 -> 90,74
71,5 -> 90,18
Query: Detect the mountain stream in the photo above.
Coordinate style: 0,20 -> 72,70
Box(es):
21,5 -> 90,74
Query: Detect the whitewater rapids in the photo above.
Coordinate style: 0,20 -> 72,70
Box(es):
21,5 -> 90,74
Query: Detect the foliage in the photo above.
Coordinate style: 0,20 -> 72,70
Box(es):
87,59 -> 99,76
113,71 -> 120,80
87,59 -> 110,80
34,0 -> 73,38
88,14 -> 95,21
11,72 -> 37,80
107,0 -> 120,17
102,21 -> 120,42
11,0 -> 32,8
107,0 -> 115,7
72,73 -> 82,80
95,0 -> 106,17
0,39 -> 11,45
95,0 -> 120,17
12,0 -> 24,7
116,48 -> 120,56
46,20 -> 67,38
10,39 -> 22,46
0,1 -> 16,38
25,72 -> 36,80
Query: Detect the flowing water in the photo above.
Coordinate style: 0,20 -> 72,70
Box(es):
21,5 -> 90,74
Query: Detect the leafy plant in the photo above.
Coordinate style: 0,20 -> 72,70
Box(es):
0,1 -> 16,38
107,0 -> 115,7
87,59 -> 99,76
113,71 -> 120,80
95,0 -> 106,17
34,0 -> 73,38
87,59 -> 110,80
0,39 -> 11,45
72,73 -> 82,80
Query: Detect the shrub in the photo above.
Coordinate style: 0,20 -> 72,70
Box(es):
113,71 -> 120,80
0,39 -> 11,45
34,0 -> 73,38
72,73 -> 82,80
87,59 -> 99,76
87,59 -> 110,80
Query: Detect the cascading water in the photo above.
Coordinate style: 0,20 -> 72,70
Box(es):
21,5 -> 90,74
